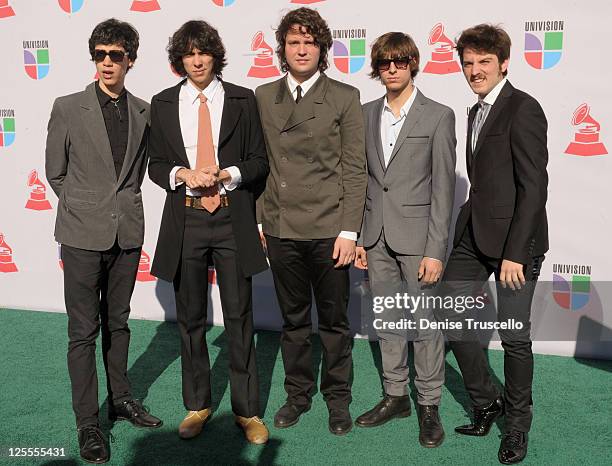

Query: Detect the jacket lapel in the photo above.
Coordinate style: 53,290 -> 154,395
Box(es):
370,97 -> 386,171
117,93 -> 147,187
282,73 -> 327,132
156,80 -> 189,167
466,103 -> 478,173
386,90 -> 426,168
273,78 -> 294,132
471,81 -> 513,161
218,82 -> 242,148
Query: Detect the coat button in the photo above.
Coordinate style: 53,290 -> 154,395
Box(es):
280,181 -> 287,188
111,213 -> 117,219
307,132 -> 313,137
308,157 -> 314,163
307,208 -> 313,213
471,187 -> 477,193
383,187 -> 389,192
281,156 -> 287,162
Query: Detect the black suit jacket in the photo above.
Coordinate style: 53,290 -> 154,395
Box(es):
148,79 -> 269,281
454,81 -> 549,264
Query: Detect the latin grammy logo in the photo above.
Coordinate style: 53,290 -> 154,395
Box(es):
423,23 -> 461,75
130,0 -> 160,12
25,170 -> 52,211
136,249 -> 156,282
246,31 -> 280,79
0,233 -> 18,273
565,103 -> 608,156
0,0 -> 15,18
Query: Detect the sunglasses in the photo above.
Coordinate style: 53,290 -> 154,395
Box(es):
377,56 -> 413,71
93,49 -> 128,63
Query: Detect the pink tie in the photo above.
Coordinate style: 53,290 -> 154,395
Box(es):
195,93 -> 220,213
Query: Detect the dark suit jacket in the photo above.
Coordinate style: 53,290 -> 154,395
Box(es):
45,82 -> 149,251
454,81 -> 549,264
148,80 -> 269,281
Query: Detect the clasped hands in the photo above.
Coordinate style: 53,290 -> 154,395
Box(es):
176,166 -> 231,190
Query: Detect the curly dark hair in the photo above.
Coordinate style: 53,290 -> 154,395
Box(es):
456,24 -> 511,76
167,20 -> 227,78
275,7 -> 333,73
88,18 -> 139,62
369,32 -> 420,80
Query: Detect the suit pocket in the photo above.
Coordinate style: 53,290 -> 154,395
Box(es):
65,188 -> 97,210
402,204 -> 430,218
484,133 -> 507,143
490,204 -> 514,218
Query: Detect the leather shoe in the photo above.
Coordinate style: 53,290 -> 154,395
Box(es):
329,408 -> 352,435
109,399 -> 162,428
274,402 -> 310,428
235,416 -> 269,444
498,430 -> 528,464
77,425 -> 109,464
355,395 -> 411,428
178,408 -> 212,439
455,396 -> 504,436
417,405 -> 444,448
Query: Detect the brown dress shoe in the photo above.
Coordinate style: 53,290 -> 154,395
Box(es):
235,416 -> 269,445
178,409 -> 212,439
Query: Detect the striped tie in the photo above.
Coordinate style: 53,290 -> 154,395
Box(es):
471,101 -> 489,152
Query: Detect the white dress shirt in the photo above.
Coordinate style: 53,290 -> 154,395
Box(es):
471,77 -> 507,151
381,86 -> 419,167
169,77 -> 241,196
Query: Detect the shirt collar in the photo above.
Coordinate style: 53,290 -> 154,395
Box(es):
383,86 -> 419,119
95,80 -> 127,106
286,70 -> 321,97
183,77 -> 221,104
480,77 -> 507,107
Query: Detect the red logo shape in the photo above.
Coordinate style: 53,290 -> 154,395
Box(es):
0,0 -> 15,18
130,0 -> 160,12
25,169 -> 52,210
565,103 -> 608,156
247,31 -> 280,79
423,23 -> 461,75
136,249 -> 156,281
0,233 -> 18,273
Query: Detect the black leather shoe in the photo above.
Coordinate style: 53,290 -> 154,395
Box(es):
417,405 -> 444,448
109,399 -> 162,428
455,396 -> 504,436
78,425 -> 109,464
355,395 -> 411,428
273,402 -> 310,428
498,430 -> 528,464
328,408 -> 352,435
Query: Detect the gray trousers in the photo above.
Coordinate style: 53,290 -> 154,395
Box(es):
367,233 -> 445,405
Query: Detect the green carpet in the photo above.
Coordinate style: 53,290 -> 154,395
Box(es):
0,308 -> 610,465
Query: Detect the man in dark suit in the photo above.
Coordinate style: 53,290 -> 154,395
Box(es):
437,24 -> 548,464
148,20 -> 269,445
45,19 -> 162,464
255,7 -> 366,435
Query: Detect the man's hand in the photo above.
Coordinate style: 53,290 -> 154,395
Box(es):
176,168 -> 216,189
500,259 -> 526,290
354,246 -> 368,270
201,165 -> 232,185
418,257 -> 443,285
259,230 -> 267,255
332,237 -> 356,268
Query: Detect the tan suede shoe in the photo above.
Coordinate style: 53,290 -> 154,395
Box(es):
235,416 -> 269,444
178,409 -> 212,439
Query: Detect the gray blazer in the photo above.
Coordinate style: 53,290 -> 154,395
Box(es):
359,90 -> 456,261
45,82 -> 150,251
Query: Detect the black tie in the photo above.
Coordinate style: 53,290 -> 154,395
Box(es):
295,85 -> 302,104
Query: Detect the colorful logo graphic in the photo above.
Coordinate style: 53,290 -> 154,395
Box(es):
130,0 -> 160,12
552,264 -> 591,311
58,0 -> 84,13
212,0 -> 235,6
565,103 -> 608,156
25,170 -> 52,211
0,233 -> 18,273
246,31 -> 280,79
291,0 -> 325,3
0,0 -> 15,18
0,110 -> 15,147
23,40 -> 50,80
423,23 -> 460,75
136,250 -> 156,282
332,28 -> 366,74
524,20 -> 563,70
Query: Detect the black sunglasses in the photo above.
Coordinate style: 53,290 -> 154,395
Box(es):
93,49 -> 128,63
377,56 -> 413,71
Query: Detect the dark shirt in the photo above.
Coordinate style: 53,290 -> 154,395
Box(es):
95,81 -> 129,179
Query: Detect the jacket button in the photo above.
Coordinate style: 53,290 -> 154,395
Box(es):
307,157 -> 314,163
307,208 -> 313,213
471,187 -> 477,193
383,187 -> 389,192
281,156 -> 287,162
280,181 -> 287,188
111,213 -> 117,219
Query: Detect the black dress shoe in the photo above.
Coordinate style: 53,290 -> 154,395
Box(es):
109,399 -> 163,428
417,405 -> 444,448
498,430 -> 528,464
355,395 -> 411,428
78,425 -> 109,464
328,408 -> 352,435
455,396 -> 504,436
273,402 -> 310,428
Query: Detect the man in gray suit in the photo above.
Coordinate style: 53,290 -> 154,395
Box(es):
45,19 -> 161,464
354,32 -> 456,448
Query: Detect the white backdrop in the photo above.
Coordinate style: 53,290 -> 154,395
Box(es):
1,0 -> 610,359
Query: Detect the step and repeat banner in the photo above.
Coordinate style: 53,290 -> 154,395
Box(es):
1,0 -> 610,359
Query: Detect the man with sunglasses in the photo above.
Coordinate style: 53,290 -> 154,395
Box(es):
46,18 -> 162,464
354,32 -> 456,448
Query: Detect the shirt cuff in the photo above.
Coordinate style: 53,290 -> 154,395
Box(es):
170,166 -> 184,190
338,231 -> 357,241
222,166 -> 241,191
258,223 -> 263,232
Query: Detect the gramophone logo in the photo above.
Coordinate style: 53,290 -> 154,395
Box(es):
332,28 -> 366,74
23,40 -> 50,80
564,103 -> 608,156
552,263 -> 591,311
25,170 -> 52,211
58,0 -> 84,14
136,249 -> 156,282
0,233 -> 18,273
130,0 -> 160,12
524,20 -> 563,70
246,31 -> 280,79
0,0 -> 15,18
423,23 -> 460,75
0,109 -> 15,148
211,0 -> 235,6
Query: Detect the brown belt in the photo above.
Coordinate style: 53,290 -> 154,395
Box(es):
185,194 -> 229,210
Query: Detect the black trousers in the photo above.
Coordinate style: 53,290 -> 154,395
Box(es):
266,235 -> 352,410
175,207 -> 259,417
438,223 -> 543,432
61,242 -> 140,428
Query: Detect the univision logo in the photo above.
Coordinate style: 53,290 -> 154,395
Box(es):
332,28 -> 366,74
58,0 -> 84,13
212,0 -> 235,6
552,263 -> 591,311
0,109 -> 15,148
524,20 -> 563,70
23,40 -> 50,80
